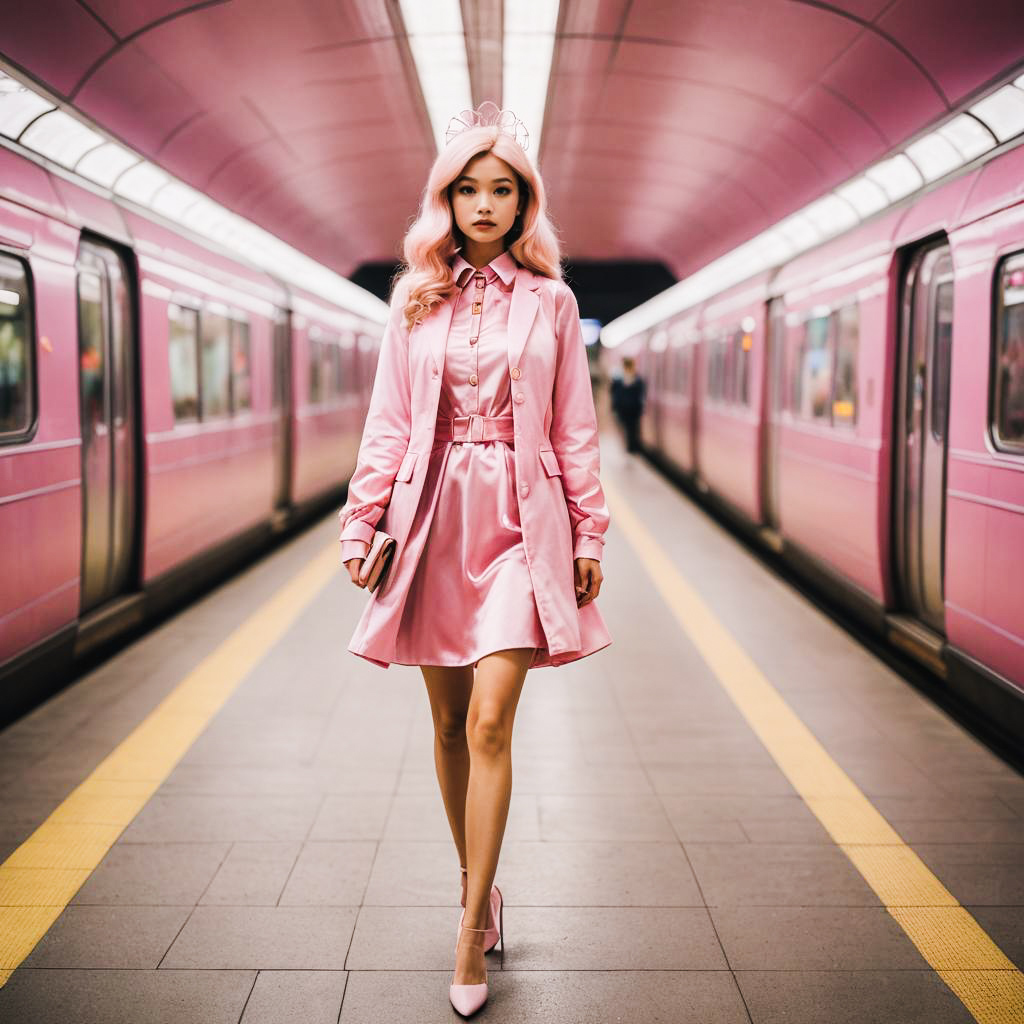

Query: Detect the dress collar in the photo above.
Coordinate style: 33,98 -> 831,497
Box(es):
450,247 -> 518,290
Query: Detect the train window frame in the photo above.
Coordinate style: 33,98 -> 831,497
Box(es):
0,252 -> 39,446
168,300 -> 200,424
990,251 -> 1024,455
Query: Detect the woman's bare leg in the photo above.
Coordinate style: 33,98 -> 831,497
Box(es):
458,647 -> 533,983
421,664 -> 475,873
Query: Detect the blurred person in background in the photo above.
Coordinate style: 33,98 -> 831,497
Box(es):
610,355 -> 646,453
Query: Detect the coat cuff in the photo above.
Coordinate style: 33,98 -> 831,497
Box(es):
573,536 -> 604,562
340,538 -> 371,562
339,519 -> 377,545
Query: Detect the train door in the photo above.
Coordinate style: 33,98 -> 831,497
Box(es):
761,298 -> 786,528
76,237 -> 139,613
894,240 -> 954,634
271,308 -> 292,510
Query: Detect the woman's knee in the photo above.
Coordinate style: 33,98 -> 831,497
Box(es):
466,709 -> 510,756
434,710 -> 469,749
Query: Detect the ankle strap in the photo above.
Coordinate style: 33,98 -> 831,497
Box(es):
461,925 -> 489,933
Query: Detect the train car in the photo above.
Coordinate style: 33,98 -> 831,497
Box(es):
603,136 -> 1024,744
0,138 -> 386,722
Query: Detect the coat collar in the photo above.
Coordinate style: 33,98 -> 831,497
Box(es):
426,255 -> 541,380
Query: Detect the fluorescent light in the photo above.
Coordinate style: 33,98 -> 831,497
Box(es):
504,0 -> 560,159
802,193 -> 859,237
398,0 -> 472,153
76,141 -> 139,187
150,180 -> 204,219
904,131 -> 965,181
775,212 -> 821,250
20,109 -> 103,167
0,72 -> 53,139
969,84 -> 1024,142
938,113 -> 995,160
0,287 -> 20,305
834,175 -> 888,217
113,161 -> 170,204
864,153 -> 922,200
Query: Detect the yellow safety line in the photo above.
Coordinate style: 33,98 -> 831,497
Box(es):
0,543 -> 340,988
604,477 -> 1024,1024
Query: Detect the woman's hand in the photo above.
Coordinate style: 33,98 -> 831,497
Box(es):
344,558 -> 368,588
574,557 -> 603,607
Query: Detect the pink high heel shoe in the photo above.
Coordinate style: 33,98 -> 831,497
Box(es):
459,865 -> 502,954
449,924 -> 491,1017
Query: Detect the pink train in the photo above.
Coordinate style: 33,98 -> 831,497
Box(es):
0,142 -> 384,720
603,140 -> 1024,747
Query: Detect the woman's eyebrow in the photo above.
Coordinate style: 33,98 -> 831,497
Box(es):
456,175 -> 515,184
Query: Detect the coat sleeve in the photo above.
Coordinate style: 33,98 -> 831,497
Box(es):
549,282 -> 610,562
337,285 -> 413,561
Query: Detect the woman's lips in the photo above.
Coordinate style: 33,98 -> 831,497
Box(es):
474,221 -> 496,228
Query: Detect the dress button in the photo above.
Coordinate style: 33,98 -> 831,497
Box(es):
469,373 -> 478,386
520,483 -> 529,497
511,366 -> 521,380
514,392 -> 525,404
469,336 -> 478,345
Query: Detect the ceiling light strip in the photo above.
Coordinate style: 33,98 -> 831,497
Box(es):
0,68 -> 388,324
503,0 -> 560,161
601,75 -> 1024,349
398,0 -> 473,153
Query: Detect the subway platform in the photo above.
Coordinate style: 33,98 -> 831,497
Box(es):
0,435 -> 1022,1024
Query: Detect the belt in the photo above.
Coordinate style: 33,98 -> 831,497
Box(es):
438,413 -> 516,443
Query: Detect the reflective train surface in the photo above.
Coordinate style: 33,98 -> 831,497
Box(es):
0,140 -> 385,719
603,138 -> 1024,745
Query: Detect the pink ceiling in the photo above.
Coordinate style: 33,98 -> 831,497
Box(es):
544,0 -> 1024,277
2,1 -> 1023,281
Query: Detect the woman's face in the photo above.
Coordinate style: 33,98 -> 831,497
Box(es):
450,151 -> 522,246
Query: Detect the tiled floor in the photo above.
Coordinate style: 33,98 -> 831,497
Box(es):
0,437 -> 1021,1023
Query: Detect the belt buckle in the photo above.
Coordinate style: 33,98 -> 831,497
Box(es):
468,413 -> 483,443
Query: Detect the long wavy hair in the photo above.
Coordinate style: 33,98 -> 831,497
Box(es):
392,126 -> 564,330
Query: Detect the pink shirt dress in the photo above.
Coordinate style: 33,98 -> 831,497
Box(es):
346,248 -> 609,670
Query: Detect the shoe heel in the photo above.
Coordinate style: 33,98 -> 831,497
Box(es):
498,890 -> 504,970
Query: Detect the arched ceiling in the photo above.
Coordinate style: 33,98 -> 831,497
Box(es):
2,0 -> 1022,283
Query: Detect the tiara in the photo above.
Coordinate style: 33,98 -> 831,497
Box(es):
444,100 -> 530,151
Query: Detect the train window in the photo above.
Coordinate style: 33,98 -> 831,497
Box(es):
832,304 -> 859,426
794,314 -> 832,420
732,327 -> 752,405
200,309 -> 231,418
78,271 -> 107,433
930,280 -> 952,441
0,255 -> 35,441
993,254 -> 1024,451
309,331 -> 323,404
231,319 -> 252,412
168,303 -> 199,422
329,342 -> 343,398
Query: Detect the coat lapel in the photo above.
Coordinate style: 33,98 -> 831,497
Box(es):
507,265 -> 540,375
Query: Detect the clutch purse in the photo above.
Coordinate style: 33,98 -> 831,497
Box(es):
358,529 -> 397,593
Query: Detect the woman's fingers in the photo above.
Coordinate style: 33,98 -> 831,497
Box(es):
344,558 -> 367,587
574,558 -> 603,607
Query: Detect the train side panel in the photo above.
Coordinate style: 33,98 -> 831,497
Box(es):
0,155 -> 81,665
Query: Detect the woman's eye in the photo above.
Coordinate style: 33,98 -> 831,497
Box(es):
459,186 -> 475,195
496,187 -> 511,195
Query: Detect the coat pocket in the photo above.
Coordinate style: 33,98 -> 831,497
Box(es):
538,447 -> 562,477
395,450 -> 419,482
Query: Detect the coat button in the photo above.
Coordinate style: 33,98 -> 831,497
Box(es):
469,373 -> 478,386
514,392 -> 525,403
520,483 -> 529,497
511,366 -> 521,380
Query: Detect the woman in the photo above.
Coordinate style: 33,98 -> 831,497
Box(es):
337,101 -> 611,1016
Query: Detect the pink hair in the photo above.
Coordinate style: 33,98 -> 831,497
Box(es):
392,126 -> 564,330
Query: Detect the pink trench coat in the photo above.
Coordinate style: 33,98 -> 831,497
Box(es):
337,261 -> 612,668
